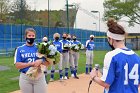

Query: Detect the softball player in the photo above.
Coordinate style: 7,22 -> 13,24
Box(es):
60,33 -> 70,80
67,34 -> 79,79
42,36 -> 48,43
50,33 -> 63,81
90,18 -> 140,93
85,35 -> 95,74
67,34 -> 74,76
14,28 -> 48,93
71,35 -> 81,78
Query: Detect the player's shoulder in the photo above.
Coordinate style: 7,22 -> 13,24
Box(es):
59,40 -> 63,42
105,48 -> 135,58
52,40 -> 55,42
105,49 -> 121,58
76,40 -> 81,43
17,44 -> 26,49
86,40 -> 90,43
15,44 -> 26,52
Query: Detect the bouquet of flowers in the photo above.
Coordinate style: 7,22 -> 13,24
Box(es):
71,43 -> 85,52
63,43 -> 70,50
37,41 -> 60,65
26,41 -> 60,80
26,65 -> 46,80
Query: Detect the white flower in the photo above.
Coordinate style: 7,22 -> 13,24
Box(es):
48,45 -> 57,55
80,44 -> 85,49
64,43 -> 69,48
71,44 -> 76,48
74,45 -> 80,50
42,42 -> 48,46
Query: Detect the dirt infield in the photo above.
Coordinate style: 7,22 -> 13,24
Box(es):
10,73 -> 140,93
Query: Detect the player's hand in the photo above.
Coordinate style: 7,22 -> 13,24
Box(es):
34,59 -> 42,67
90,68 -> 98,79
42,61 -> 50,67
30,62 -> 35,67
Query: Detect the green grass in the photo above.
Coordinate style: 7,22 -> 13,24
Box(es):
0,50 -> 140,93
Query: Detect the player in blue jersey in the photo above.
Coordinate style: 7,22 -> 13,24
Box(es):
71,35 -> 81,78
67,34 -> 74,77
90,18 -> 140,93
14,28 -> 49,93
85,34 -> 95,74
60,33 -> 70,80
50,33 -> 63,81
67,34 -> 79,79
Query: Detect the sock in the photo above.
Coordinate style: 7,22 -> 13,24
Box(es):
70,66 -> 74,74
89,64 -> 92,72
59,70 -> 63,79
65,68 -> 69,77
75,66 -> 78,74
50,70 -> 55,79
73,69 -> 77,77
86,64 -> 89,74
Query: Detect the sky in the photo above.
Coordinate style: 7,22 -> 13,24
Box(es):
26,0 -> 139,33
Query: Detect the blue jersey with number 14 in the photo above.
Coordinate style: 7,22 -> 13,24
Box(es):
101,48 -> 140,93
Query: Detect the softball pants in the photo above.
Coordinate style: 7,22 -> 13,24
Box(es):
19,73 -> 47,93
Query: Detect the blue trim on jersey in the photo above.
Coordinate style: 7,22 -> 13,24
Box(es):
14,44 -> 38,73
60,39 -> 70,52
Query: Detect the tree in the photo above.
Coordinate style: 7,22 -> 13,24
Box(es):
11,0 -> 30,24
103,0 -> 140,26
0,0 -> 10,21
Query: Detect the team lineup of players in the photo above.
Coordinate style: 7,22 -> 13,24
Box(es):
42,32 -> 95,82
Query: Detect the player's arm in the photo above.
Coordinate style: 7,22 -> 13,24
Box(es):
93,76 -> 110,88
90,52 -> 115,89
90,68 -> 110,88
85,40 -> 89,48
42,61 -> 50,67
15,59 -> 44,69
15,62 -> 34,69
14,48 -> 31,69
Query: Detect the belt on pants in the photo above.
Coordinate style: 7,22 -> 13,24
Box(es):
62,50 -> 68,53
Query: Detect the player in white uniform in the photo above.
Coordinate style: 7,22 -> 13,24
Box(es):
90,18 -> 140,93
85,35 -> 95,74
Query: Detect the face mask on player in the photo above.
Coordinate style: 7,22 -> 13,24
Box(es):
26,38 -> 35,45
62,37 -> 66,40
44,41 -> 47,43
107,41 -> 115,50
90,37 -> 93,40
55,37 -> 59,40
67,38 -> 71,41
73,38 -> 76,41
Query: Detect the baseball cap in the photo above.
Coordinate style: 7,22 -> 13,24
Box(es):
90,35 -> 94,37
42,37 -> 48,41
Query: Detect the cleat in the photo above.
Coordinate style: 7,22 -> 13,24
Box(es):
59,77 -> 63,81
85,73 -> 89,75
71,74 -> 75,77
64,76 -> 68,80
74,76 -> 79,79
49,78 -> 54,82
